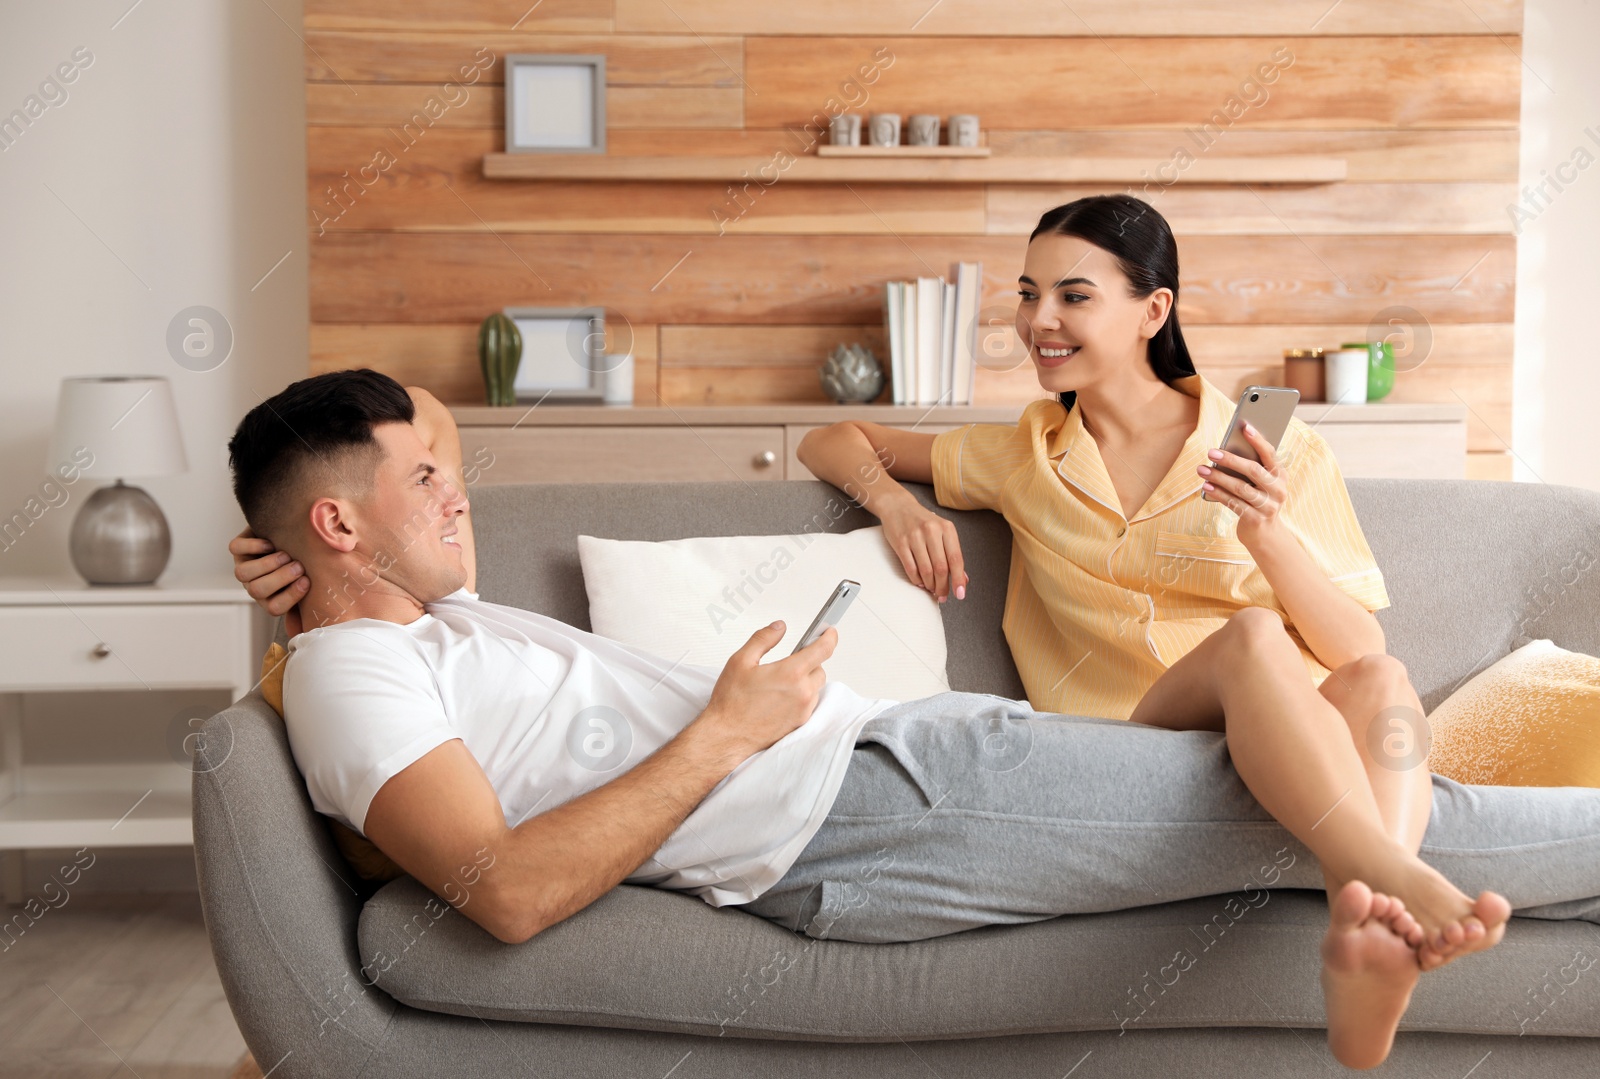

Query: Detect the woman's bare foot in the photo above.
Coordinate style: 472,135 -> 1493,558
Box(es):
1321,880 -> 1421,1070
1417,891 -> 1512,971
1357,846 -> 1511,968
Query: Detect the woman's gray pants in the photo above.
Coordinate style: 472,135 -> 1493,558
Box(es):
739,692 -> 1600,944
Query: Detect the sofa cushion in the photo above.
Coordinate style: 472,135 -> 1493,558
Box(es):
468,480 -> 1029,703
1427,639 -> 1600,788
578,525 -> 949,702
358,877 -> 1600,1041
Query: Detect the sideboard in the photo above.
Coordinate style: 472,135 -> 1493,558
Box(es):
447,402 -> 1471,486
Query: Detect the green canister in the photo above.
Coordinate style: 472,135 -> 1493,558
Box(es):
1342,341 -> 1395,401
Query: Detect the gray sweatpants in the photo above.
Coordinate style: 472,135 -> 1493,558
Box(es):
739,691 -> 1600,943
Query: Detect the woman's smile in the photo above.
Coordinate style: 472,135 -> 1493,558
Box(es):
1034,342 -> 1080,367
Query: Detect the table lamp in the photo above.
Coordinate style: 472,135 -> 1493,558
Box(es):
48,376 -> 189,585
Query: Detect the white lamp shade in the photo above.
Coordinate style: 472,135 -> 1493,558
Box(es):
48,376 -> 189,479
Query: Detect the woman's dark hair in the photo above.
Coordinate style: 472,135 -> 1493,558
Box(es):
1028,194 -> 1196,412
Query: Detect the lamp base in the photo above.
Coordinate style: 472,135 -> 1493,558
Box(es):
69,480 -> 172,586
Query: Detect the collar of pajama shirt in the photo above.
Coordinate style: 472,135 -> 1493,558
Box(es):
929,373 -> 1391,721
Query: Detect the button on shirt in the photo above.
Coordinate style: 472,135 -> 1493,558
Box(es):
930,374 -> 1390,721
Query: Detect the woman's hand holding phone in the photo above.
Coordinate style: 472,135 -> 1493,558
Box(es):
877,496 -> 967,603
1197,421 -> 1288,543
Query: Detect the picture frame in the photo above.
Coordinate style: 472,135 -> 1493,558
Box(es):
506,306 -> 608,402
504,53 -> 606,154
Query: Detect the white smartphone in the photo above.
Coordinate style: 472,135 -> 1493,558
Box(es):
1205,385 -> 1299,499
791,579 -> 860,654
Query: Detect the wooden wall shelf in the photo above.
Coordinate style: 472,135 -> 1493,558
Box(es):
481,154 -> 1348,185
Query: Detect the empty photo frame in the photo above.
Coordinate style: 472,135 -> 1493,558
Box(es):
507,307 -> 608,402
505,54 -> 606,153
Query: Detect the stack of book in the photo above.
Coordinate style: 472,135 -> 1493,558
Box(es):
883,261 -> 981,406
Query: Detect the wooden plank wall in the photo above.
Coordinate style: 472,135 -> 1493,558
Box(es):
304,0 -> 1522,478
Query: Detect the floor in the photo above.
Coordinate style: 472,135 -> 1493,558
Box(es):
0,891 -> 249,1078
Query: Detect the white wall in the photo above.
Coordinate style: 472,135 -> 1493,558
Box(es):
0,0 -> 307,579
1515,0 -> 1600,489
0,0 -> 306,890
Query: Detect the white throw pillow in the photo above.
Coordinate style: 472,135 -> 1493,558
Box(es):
577,525 -> 948,703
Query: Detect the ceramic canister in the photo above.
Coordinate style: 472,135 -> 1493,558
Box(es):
1325,348 -> 1370,406
1282,347 -> 1325,402
868,113 -> 901,147
1341,340 -> 1396,401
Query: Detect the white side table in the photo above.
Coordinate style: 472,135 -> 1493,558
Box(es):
0,577 -> 259,904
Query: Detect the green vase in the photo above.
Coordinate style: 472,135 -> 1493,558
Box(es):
1342,340 -> 1395,401
478,313 -> 523,407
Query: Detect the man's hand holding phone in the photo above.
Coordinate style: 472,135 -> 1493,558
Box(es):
695,580 -> 857,765
698,619 -> 837,765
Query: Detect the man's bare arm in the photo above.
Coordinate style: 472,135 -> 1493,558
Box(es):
367,714 -> 748,942
364,619 -> 836,944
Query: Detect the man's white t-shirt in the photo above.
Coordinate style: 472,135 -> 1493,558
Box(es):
281,589 -> 899,906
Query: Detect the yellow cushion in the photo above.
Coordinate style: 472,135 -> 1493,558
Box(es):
1427,639 -> 1600,788
260,642 -> 287,714
257,644 -> 406,883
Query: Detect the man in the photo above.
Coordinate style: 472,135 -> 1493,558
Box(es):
230,370 -> 1600,1070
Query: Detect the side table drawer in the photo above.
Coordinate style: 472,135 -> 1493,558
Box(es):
0,604 -> 246,691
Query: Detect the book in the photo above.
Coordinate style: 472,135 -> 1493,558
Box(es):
916,276 -> 940,406
903,280 -> 917,405
953,261 -> 980,406
940,279 -> 957,406
885,281 -> 904,405
880,261 -> 983,406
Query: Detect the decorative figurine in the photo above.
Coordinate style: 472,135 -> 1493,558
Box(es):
949,114 -> 980,147
820,343 -> 886,403
829,113 -> 862,146
908,114 -> 940,146
478,311 -> 523,407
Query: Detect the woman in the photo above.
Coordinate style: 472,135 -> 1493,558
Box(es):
797,194 -> 1508,1067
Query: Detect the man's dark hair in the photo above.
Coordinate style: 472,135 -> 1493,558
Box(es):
229,368 -> 415,547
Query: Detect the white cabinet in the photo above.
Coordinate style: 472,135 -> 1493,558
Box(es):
0,579 -> 258,904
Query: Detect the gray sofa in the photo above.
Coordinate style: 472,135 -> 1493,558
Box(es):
193,478 -> 1600,1077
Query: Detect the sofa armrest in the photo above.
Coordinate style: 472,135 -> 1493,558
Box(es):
192,691 -> 398,1073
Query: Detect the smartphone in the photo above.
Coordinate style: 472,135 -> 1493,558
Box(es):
791,579 -> 860,654
1205,386 -> 1299,498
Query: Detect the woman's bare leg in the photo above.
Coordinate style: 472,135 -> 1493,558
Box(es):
1128,608 -> 1509,955
1127,607 -> 1508,1066
1139,631 -> 1441,897
1317,656 -> 1431,852
1132,610 -> 1389,894
1317,655 -> 1500,969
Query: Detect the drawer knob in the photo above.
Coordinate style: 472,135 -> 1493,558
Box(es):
754,450 -> 777,468
91,642 -> 112,659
